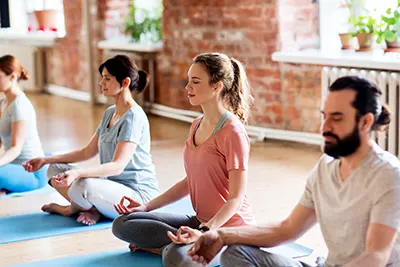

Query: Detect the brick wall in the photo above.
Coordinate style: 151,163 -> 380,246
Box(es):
158,0 -> 282,114
277,0 -> 322,132
279,0 -> 320,51
157,0 -> 322,132
94,0 -> 132,92
44,0 -> 131,92
45,0 -> 88,91
280,63 -> 322,132
102,0 -> 131,39
44,0 -> 323,133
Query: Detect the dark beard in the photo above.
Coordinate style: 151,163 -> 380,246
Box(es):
323,125 -> 361,159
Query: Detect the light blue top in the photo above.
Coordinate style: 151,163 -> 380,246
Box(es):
96,105 -> 159,201
0,93 -> 44,164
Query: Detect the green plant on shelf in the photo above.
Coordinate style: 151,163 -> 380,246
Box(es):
376,1 -> 400,43
125,5 -> 162,43
349,15 -> 378,36
338,0 -> 369,35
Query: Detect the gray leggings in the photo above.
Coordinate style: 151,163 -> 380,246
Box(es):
220,245 -> 304,267
112,212 -> 201,248
112,212 -> 223,267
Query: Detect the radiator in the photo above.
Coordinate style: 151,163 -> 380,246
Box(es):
0,42 -> 44,92
322,67 -> 400,157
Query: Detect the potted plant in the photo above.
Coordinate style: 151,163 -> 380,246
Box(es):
34,0 -> 58,31
376,1 -> 400,52
349,15 -> 378,51
125,5 -> 162,43
339,33 -> 355,50
338,0 -> 356,50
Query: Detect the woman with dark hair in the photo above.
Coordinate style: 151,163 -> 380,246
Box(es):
0,55 -> 46,196
23,55 -> 159,225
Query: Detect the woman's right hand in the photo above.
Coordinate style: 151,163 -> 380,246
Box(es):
22,158 -> 46,172
114,196 -> 148,214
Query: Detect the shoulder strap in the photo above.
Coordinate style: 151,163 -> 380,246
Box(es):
211,112 -> 232,135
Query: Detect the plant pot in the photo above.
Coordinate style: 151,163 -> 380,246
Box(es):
339,33 -> 355,50
356,33 -> 374,51
386,39 -> 400,48
34,10 -> 58,31
384,39 -> 400,53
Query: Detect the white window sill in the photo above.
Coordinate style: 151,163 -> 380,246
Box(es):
98,39 -> 162,53
0,29 -> 64,47
272,49 -> 400,72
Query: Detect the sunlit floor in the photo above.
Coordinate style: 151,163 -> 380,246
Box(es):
0,93 -> 326,266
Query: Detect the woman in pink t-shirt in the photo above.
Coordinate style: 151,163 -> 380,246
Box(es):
112,52 -> 255,267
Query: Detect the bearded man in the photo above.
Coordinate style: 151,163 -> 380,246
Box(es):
187,76 -> 400,267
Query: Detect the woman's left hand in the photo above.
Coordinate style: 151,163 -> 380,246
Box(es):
167,226 -> 203,245
51,169 -> 80,187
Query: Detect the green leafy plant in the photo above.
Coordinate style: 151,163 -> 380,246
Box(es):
125,4 -> 162,43
376,1 -> 400,43
349,15 -> 378,36
339,0 -> 371,35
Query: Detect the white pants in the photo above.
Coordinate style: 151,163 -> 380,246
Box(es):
47,163 -> 145,219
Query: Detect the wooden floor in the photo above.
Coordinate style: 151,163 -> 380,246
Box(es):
0,93 -> 326,266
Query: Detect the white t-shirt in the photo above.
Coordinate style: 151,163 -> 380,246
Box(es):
0,93 -> 44,164
300,142 -> 400,266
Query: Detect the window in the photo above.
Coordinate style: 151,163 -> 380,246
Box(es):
363,0 -> 398,17
7,0 -> 65,35
319,0 -> 398,51
135,0 -> 161,10
128,0 -> 162,43
0,1 -> 10,28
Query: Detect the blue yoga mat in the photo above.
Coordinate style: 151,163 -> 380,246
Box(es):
0,156 -> 53,200
9,244 -> 312,267
263,242 -> 313,258
0,184 -> 55,200
10,249 -> 162,267
0,213 -> 113,244
155,196 -> 195,215
0,197 -> 194,244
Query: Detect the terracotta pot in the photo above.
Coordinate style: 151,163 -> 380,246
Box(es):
34,10 -> 58,30
356,33 -> 374,51
339,33 -> 355,50
386,39 -> 400,48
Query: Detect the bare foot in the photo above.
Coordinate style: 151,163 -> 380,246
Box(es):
0,190 -> 7,196
41,203 -> 79,216
129,244 -> 161,255
77,208 -> 102,226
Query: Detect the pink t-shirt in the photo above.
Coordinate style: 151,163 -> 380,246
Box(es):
184,116 -> 256,227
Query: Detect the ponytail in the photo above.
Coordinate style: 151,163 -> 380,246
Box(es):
372,104 -> 391,131
20,67 -> 29,81
222,58 -> 253,123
